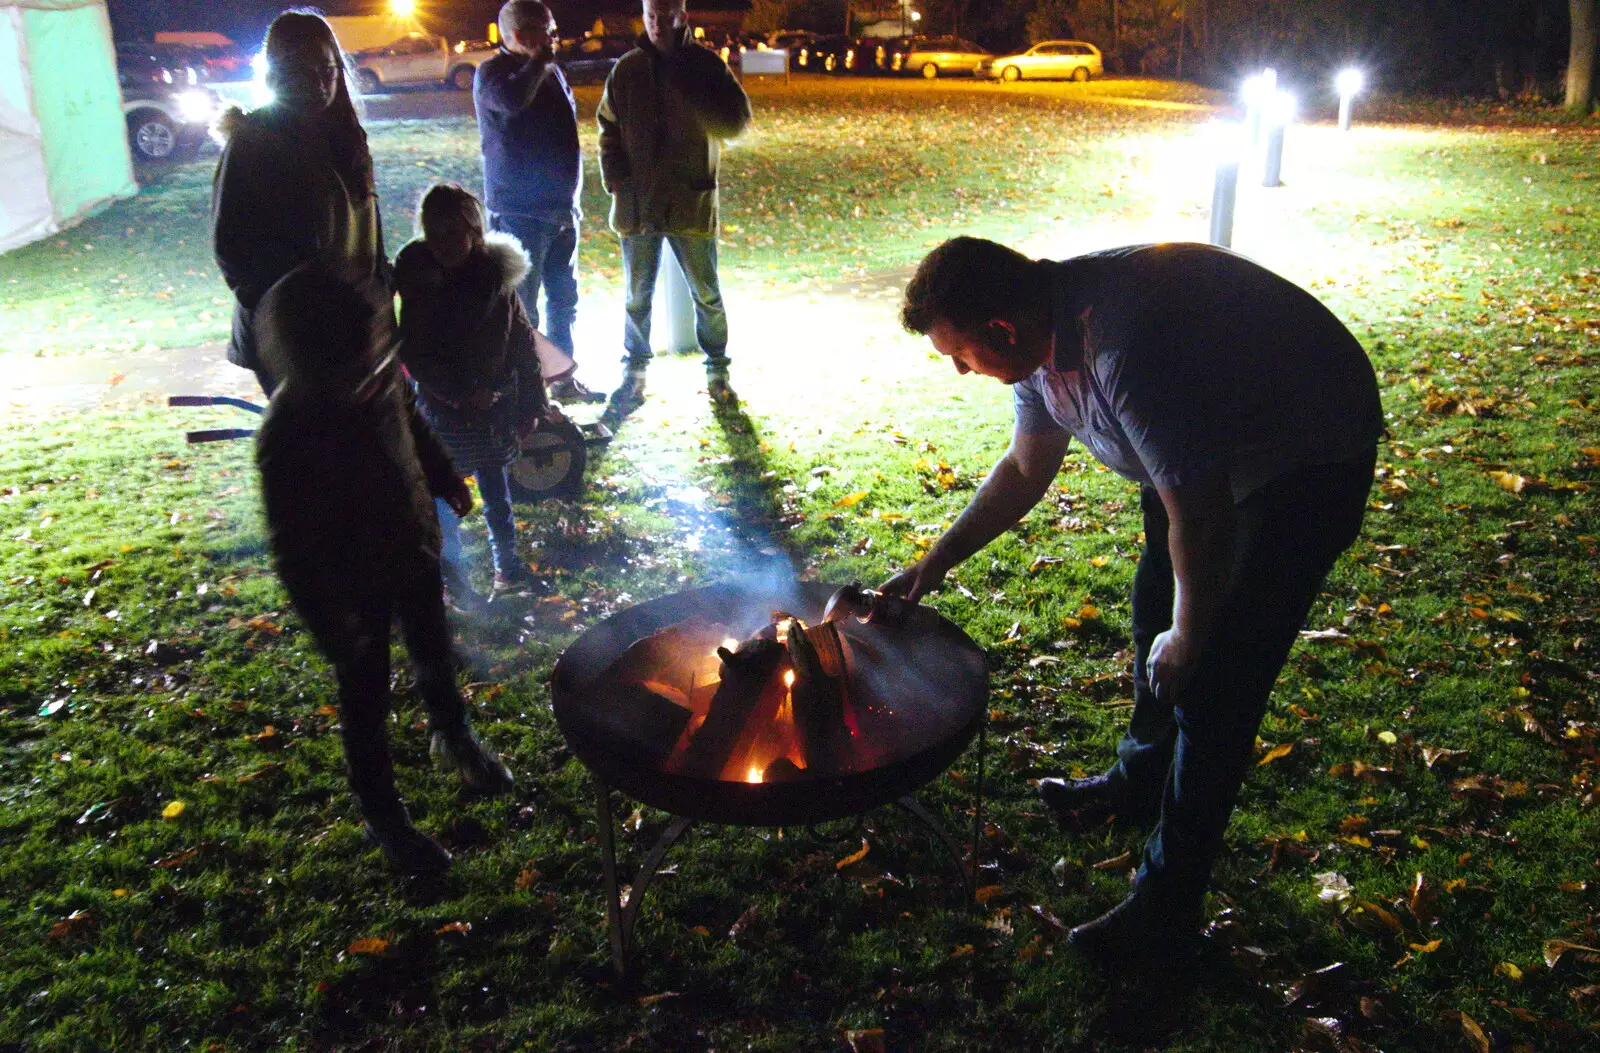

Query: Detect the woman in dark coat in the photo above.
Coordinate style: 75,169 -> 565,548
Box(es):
212,11 -> 388,396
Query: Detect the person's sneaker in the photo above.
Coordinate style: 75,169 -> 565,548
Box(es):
548,376 -> 606,404
1067,890 -> 1201,974
707,374 -> 738,405
490,560 -> 538,598
363,816 -> 453,873
430,725 -> 515,795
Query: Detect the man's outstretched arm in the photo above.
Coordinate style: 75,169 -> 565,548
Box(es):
881,424 -> 1071,602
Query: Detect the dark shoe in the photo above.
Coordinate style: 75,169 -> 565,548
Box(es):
609,371 -> 647,412
707,374 -> 738,406
548,376 -> 606,405
431,725 -> 515,795
1067,890 -> 1201,975
1038,774 -> 1118,828
363,816 -> 452,873
490,560 -> 538,598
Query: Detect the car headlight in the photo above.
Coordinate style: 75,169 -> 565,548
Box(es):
175,89 -> 216,124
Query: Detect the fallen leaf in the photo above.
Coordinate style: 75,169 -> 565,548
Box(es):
1408,872 -> 1439,927
836,840 -> 870,869
1090,850 -> 1136,872
1027,904 -> 1071,940
1496,961 -> 1524,982
161,801 -> 186,820
1459,1010 -> 1490,1053
728,905 -> 758,939
1314,872 -> 1353,907
153,847 -> 199,869
1543,938 -> 1600,969
1421,746 -> 1469,771
950,943 -> 975,957
434,921 -> 471,936
48,910 -> 96,939
347,937 -> 389,955
845,1028 -> 886,1053
1259,742 -> 1294,766
637,991 -> 681,1007
1408,938 -> 1443,953
974,884 -> 1007,905
834,491 -> 868,508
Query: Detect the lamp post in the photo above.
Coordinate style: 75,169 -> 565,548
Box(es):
1242,67 -> 1276,146
1206,121 -> 1245,248
1336,68 -> 1364,131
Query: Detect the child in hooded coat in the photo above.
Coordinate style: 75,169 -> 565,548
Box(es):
394,183 -> 567,604
253,265 -> 516,873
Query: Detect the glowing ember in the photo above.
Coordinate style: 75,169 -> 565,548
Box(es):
783,669 -> 795,688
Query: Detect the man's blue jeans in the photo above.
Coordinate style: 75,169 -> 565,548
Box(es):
1108,450 -> 1375,911
490,213 -> 579,359
620,234 -> 729,372
436,462 -> 519,578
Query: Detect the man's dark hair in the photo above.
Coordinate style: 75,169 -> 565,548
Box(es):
901,236 -> 1046,335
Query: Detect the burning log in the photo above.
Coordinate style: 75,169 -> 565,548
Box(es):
784,618 -> 850,776
676,637 -> 786,781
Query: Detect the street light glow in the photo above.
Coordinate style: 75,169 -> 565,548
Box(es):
390,0 -> 417,18
1242,67 -> 1277,110
1336,68 -> 1364,97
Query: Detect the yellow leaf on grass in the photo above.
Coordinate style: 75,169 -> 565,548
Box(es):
161,801 -> 186,820
1258,742 -> 1294,766
434,921 -> 471,936
1496,961 -> 1524,982
1088,555 -> 1110,568
1459,1011 -> 1490,1053
950,943 -> 975,958
836,840 -> 870,869
1409,938 -> 1443,953
835,491 -> 868,508
974,884 -> 1007,905
347,937 -> 389,955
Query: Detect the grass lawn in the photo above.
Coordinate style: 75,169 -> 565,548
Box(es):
2,78 -> 1599,1051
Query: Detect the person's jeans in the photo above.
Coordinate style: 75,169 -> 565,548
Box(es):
436,462 -> 519,578
620,234 -> 729,371
1107,450 -> 1376,911
490,213 -> 579,359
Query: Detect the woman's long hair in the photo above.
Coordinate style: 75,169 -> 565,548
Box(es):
263,10 -> 376,201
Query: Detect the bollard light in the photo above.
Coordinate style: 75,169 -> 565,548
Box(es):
1204,121 -> 1247,248
1261,90 -> 1294,187
1336,67 -> 1364,131
1242,67 -> 1277,144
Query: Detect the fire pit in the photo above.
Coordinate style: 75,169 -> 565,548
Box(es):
551,577 -> 988,982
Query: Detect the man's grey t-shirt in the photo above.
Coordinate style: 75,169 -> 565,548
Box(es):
1013,244 -> 1383,502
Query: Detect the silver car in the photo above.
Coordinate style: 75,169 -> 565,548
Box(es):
903,36 -> 991,79
984,40 -> 1103,82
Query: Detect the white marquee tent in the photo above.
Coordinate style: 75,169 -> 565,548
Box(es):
0,0 -> 135,255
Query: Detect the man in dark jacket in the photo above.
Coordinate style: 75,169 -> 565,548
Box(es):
474,0 -> 603,404
598,0 -> 752,408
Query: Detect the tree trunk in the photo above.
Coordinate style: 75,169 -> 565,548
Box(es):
1568,0 -> 1597,113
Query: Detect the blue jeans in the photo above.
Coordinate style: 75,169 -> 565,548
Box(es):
620,234 -> 729,371
1109,450 -> 1375,911
490,213 -> 579,359
436,462 -> 519,578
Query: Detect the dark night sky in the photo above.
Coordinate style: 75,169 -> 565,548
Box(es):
106,0 -> 627,47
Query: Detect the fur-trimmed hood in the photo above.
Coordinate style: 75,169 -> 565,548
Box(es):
393,229 -> 530,293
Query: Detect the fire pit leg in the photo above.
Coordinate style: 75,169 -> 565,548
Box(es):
594,777 -> 630,984
894,795 -> 976,906
595,775 -> 695,986
972,719 -> 987,893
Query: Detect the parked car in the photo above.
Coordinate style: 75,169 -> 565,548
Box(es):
903,36 -> 990,78
557,35 -> 635,84
806,35 -> 857,74
115,41 -> 222,162
982,40 -> 1103,82
767,29 -> 817,55
351,33 -> 495,93
852,37 -> 909,76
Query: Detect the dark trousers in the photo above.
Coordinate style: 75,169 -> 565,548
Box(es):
620,233 -> 729,371
291,567 -> 467,822
490,213 -> 580,359
1109,450 -> 1376,909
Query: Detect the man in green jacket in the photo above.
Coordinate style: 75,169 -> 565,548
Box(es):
598,0 -> 752,408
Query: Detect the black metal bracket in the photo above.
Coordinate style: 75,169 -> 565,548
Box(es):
167,395 -> 263,444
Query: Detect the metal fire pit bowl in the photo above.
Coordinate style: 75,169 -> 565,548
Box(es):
552,578 -> 987,826
551,578 -> 989,983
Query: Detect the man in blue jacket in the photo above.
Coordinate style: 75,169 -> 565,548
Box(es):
474,0 -> 603,403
